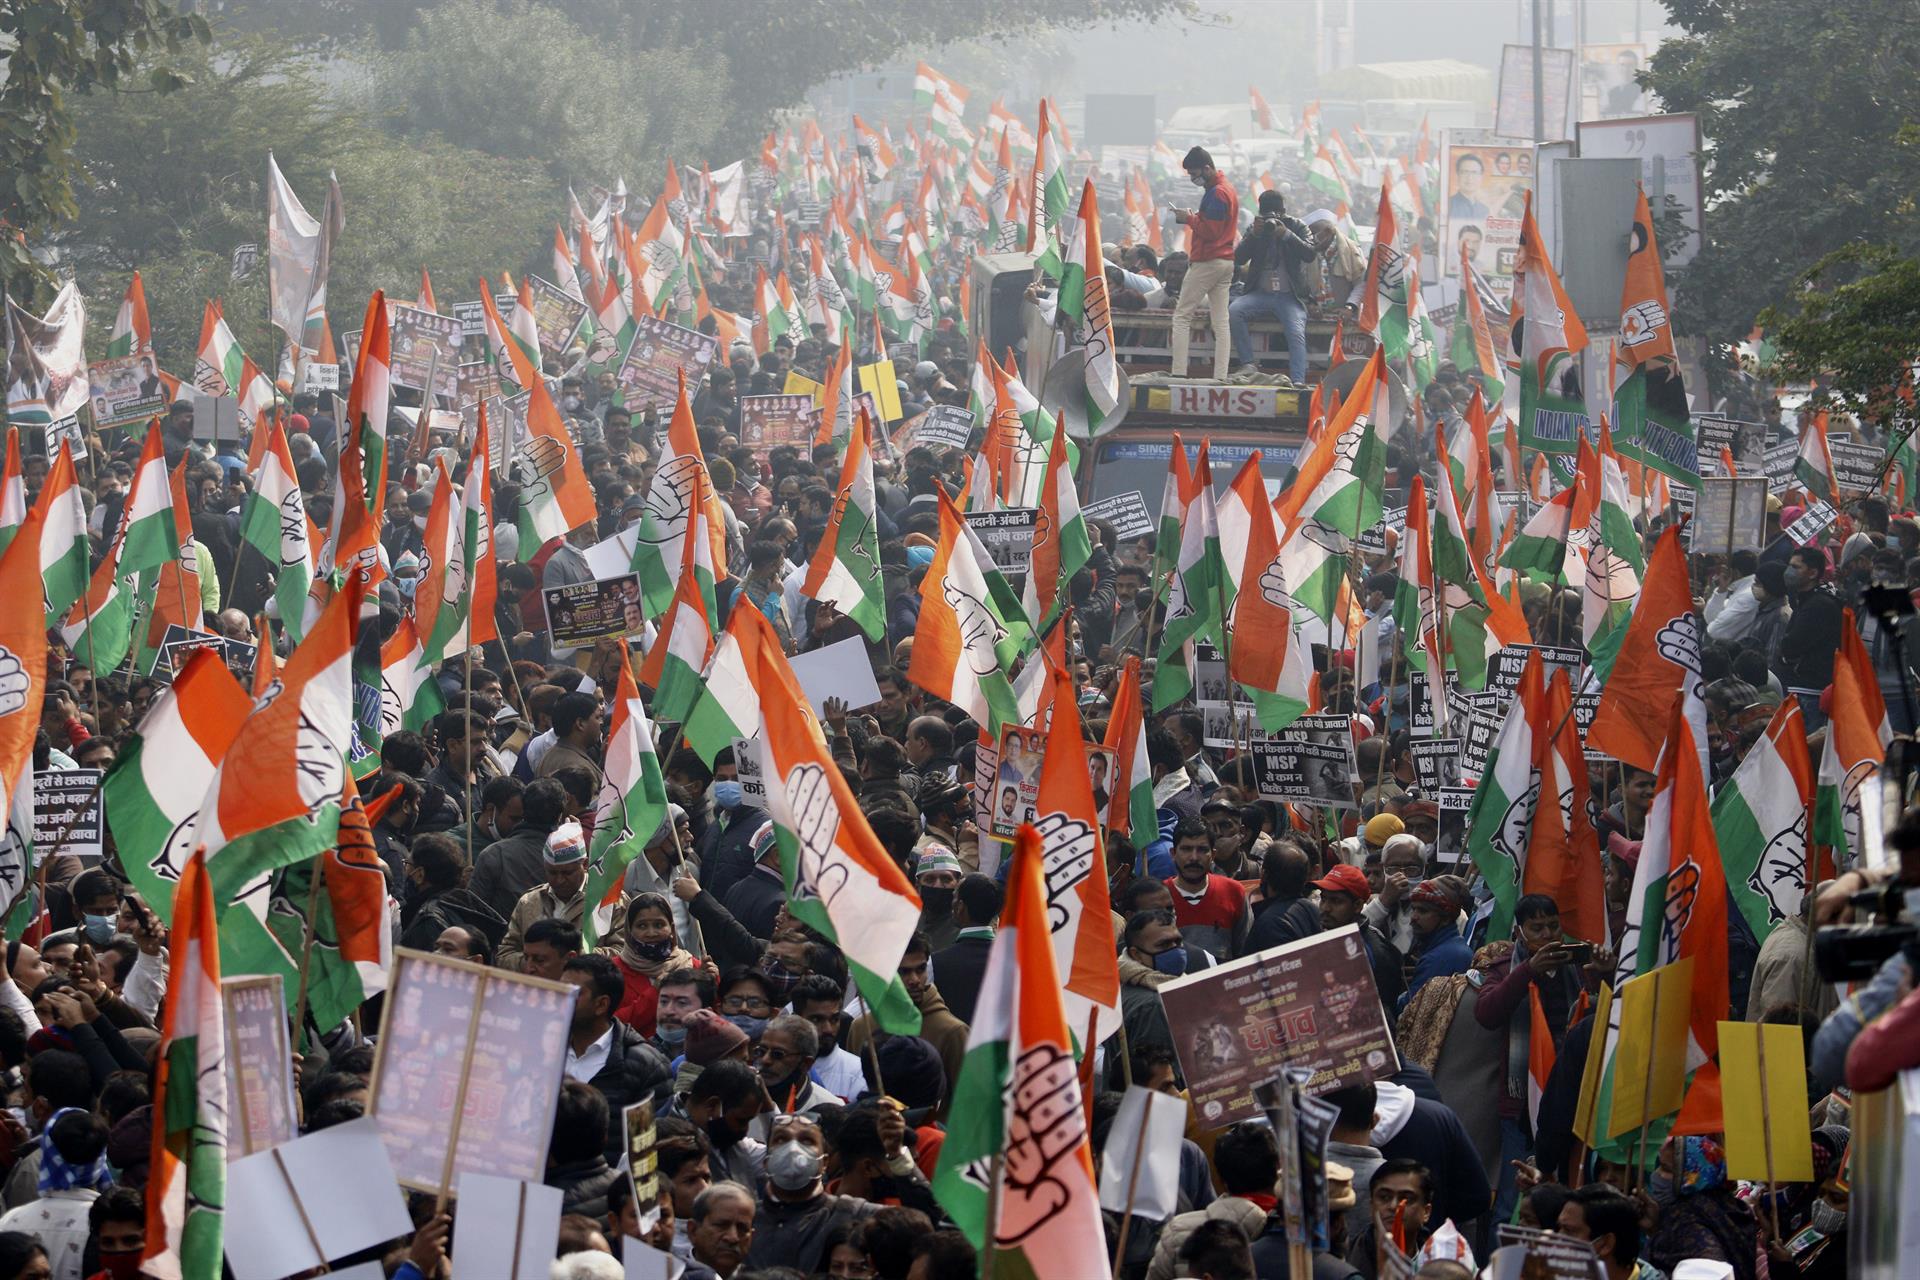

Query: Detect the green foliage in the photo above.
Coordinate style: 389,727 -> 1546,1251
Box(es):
371,0 -> 731,189
1643,0 -> 1920,345
64,33 -> 554,370
0,0 -> 210,303
1760,244 -> 1920,429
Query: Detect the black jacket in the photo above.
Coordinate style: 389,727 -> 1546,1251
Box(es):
1243,895 -> 1321,957
547,1156 -> 622,1218
931,934 -> 994,1026
400,886 -> 510,951
585,1022 -> 674,1164
1234,214 -> 1316,298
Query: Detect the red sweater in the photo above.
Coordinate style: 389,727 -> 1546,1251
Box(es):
1188,177 -> 1240,262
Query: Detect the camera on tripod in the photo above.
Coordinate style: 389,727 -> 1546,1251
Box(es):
1814,882 -> 1920,982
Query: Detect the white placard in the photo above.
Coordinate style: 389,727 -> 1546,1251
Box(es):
786,635 -> 885,716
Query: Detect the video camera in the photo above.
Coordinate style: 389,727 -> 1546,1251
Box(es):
1814,882 -> 1920,983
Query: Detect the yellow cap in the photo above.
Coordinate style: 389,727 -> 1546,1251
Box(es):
1363,813 -> 1405,847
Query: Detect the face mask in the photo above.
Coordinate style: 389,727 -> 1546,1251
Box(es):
712,781 -> 745,811
631,938 -> 674,963
767,1139 -> 822,1192
919,887 -> 955,918
1152,947 -> 1189,977
706,1115 -> 743,1149
757,957 -> 803,1002
656,1021 -> 687,1049
727,1013 -> 768,1040
1808,1199 -> 1847,1235
83,914 -> 116,945
1784,567 -> 1810,590
562,395 -> 582,411
1646,1172 -> 1678,1210
100,1253 -> 142,1280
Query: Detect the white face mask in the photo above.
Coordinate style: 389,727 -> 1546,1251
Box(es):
766,1139 -> 821,1192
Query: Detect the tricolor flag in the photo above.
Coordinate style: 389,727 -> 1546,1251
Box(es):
459,408 -> 499,648
1511,194 -> 1590,454
1358,181 -> 1401,338
1588,526 -> 1708,778
1713,699 -> 1817,942
1273,348 -> 1395,621
106,271 -> 153,359
479,285 -> 598,552
1814,611 -> 1891,871
1793,409 -> 1837,504
241,420 -> 315,644
584,649 -> 669,948
105,650 -> 252,921
1056,178 -> 1123,437
377,616 -> 443,742
1463,650 -> 1547,940
638,459 -> 721,729
63,422 -> 177,673
1032,659 -> 1122,1041
1020,418 -> 1092,630
37,442 -> 90,626
1153,443 -> 1226,710
0,500 -> 45,921
909,487 -> 1022,729
0,431 -> 22,560
1153,433 -> 1197,602
275,774 -> 396,1031
932,825 -> 1108,1278
413,462 -> 465,665
1227,453 -> 1311,730
1028,100 -> 1070,275
1528,667 -> 1608,946
800,407 -> 885,640
1250,85 -> 1276,131
1528,987 -> 1555,1133
1102,657 -> 1156,844
142,850 -> 226,1280
751,613 -> 924,1032
322,293 -> 391,586
1611,187 -> 1698,485
197,571 -> 362,908
1451,250 -> 1507,402
681,592 -> 778,766
631,374 -> 727,615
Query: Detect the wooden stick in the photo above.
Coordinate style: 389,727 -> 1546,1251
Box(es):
1755,1022 -> 1781,1241
1109,1098 -> 1154,1270
982,1149 -> 1004,1280
289,856 -> 327,1055
435,973 -> 490,1213
270,1147 -> 330,1265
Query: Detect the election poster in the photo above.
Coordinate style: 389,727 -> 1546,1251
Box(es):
1441,136 -> 1534,304
87,354 -> 167,428
738,394 -> 820,460
990,725 -> 1045,839
542,574 -> 646,647
616,316 -> 720,413
1158,925 -> 1399,1127
1494,43 -> 1575,142
368,949 -> 574,1195
1579,42 -> 1652,121
526,275 -> 589,359
224,975 -> 299,1157
388,305 -> 462,405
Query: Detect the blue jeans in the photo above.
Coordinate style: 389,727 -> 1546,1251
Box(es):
1229,288 -> 1308,381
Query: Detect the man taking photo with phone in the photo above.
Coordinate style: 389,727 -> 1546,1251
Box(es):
1166,147 -> 1238,383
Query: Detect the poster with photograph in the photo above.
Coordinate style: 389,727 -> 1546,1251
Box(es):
1441,137 -> 1534,304
739,394 -> 820,459
1495,43 -> 1575,141
1410,739 -> 1463,793
541,574 -> 646,647
1158,925 -> 1399,1127
1435,787 -> 1474,864
615,316 -> 720,413
388,306 -> 462,405
527,276 -> 590,359
1488,644 -> 1585,697
224,975 -> 299,1157
1580,43 -> 1652,120
1249,740 -> 1360,808
990,725 -> 1045,838
87,354 -> 167,428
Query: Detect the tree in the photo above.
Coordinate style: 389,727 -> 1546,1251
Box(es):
1643,0 -> 1920,348
64,33 -> 554,371
1760,244 -> 1920,433
0,0 -> 209,302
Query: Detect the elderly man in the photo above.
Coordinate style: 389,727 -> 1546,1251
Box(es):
688,1181 -> 757,1279
496,820 -> 589,973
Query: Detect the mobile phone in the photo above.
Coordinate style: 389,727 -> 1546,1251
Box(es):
1562,942 -> 1594,964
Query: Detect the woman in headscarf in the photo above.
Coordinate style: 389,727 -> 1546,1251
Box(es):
608,892 -> 697,1037
1644,1135 -> 1762,1280
1759,1124 -> 1850,1280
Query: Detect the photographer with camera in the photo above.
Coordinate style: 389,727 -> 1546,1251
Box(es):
1809,810 -> 1920,1091
1228,190 -> 1316,386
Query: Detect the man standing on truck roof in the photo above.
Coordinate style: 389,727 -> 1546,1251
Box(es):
1167,146 -> 1238,383
1229,189 -> 1316,386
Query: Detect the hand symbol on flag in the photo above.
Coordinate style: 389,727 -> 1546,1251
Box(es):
784,763 -> 850,910
0,648 -> 29,718
644,456 -> 702,534
944,578 -> 1006,676
1034,812 -> 1096,932
512,434 -> 569,504
997,1043 -> 1086,1244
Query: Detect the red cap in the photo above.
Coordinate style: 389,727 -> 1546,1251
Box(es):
1311,864 -> 1372,902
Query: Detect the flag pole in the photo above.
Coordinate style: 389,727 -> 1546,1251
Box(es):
1108,1100 -> 1154,1270
289,854 -> 327,1055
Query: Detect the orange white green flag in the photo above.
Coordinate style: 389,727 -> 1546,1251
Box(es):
1815,609 -> 1892,870
748,606 -> 924,1033
142,849 -> 226,1280
931,824 -> 1108,1276
908,487 -> 1022,730
584,649 -> 669,949
800,406 -> 885,640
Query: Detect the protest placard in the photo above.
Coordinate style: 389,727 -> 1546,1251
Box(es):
1606,957 -> 1693,1140
1488,644 -> 1585,697
46,415 -> 87,461
1354,505 -> 1406,555
738,394 -> 820,459
1097,1086 -> 1188,1223
1691,475 -> 1770,553
526,275 -> 589,358
1434,787 -> 1474,863
1717,1019 -> 1815,1183
912,403 -> 976,452
1084,489 -> 1156,542
624,1099 -> 660,1230
388,305 -> 462,405
989,725 -> 1045,838
1248,740 -> 1360,807
456,361 -> 501,407
964,507 -> 1038,576
1410,739 -> 1463,793
450,1173 -> 563,1280
1459,710 -> 1503,784
368,949 -> 575,1195
730,737 -> 764,802
1158,925 -> 1399,1127
1571,691 -> 1607,763
224,1117 -> 414,1280
1785,498 -> 1837,546
224,975 -> 299,1157
857,359 -> 904,421
87,354 -> 167,428
151,623 -> 256,685
617,316 -> 720,413
1489,1225 -> 1606,1280
33,769 -> 102,860
542,574 -> 646,647
302,363 -> 340,392
1828,439 -> 1885,495
786,636 -> 885,718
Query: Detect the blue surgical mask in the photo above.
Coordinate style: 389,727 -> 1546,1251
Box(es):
657,1022 -> 688,1050
727,1013 -> 768,1040
82,915 -> 115,945
1152,947 -> 1189,977
712,781 -> 745,811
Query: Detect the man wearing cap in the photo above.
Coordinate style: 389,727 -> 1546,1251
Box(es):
1403,878 -> 1474,1007
911,845 -> 963,952
1363,831 -> 1427,955
497,820 -> 591,973
1314,863 -> 1405,1015
721,822 -> 787,941
1167,147 -> 1239,383
1228,189 -> 1315,384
